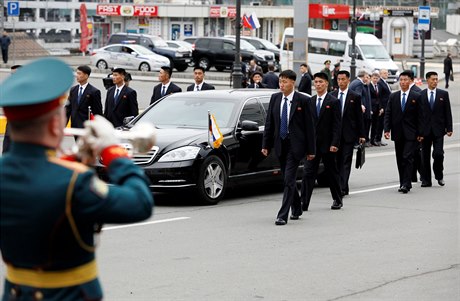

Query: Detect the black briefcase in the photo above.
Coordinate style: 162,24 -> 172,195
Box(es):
355,144 -> 366,169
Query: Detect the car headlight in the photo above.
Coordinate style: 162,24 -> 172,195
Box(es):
254,54 -> 264,61
175,52 -> 184,57
158,146 -> 200,162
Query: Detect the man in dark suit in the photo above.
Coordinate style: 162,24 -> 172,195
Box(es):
375,69 -> 392,146
66,65 -> 102,131
408,70 -> 424,182
301,72 -> 342,211
247,71 -> 266,88
104,68 -> 139,128
384,70 -> 424,193
420,71 -> 453,187
150,66 -> 182,104
349,70 -> 371,146
262,64 -> 279,89
247,59 -> 263,80
369,71 -> 382,146
443,52 -> 453,89
262,69 -> 316,226
331,70 -> 366,197
298,63 -> 312,95
187,66 -> 215,91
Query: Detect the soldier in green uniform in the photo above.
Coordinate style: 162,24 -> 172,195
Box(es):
321,60 -> 333,92
0,58 -> 154,301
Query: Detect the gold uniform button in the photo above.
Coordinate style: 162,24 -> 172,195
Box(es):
34,290 -> 44,300
10,287 -> 17,296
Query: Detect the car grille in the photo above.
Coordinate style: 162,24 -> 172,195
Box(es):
99,145 -> 159,166
265,54 -> 274,61
389,70 -> 397,75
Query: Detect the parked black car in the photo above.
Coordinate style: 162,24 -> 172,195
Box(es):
227,35 -> 280,71
107,33 -> 192,72
191,37 -> 276,72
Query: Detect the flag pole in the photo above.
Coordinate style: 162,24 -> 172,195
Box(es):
208,110 -> 211,149
88,106 -> 92,120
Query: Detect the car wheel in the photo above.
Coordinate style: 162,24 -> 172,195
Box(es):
139,62 -> 150,72
188,59 -> 195,67
198,57 -> 211,71
96,60 -> 108,70
215,66 -> 225,72
175,64 -> 188,72
196,155 -> 227,205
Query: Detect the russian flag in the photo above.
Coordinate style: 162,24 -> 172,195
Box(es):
243,14 -> 252,29
248,12 -> 261,29
208,112 -> 223,149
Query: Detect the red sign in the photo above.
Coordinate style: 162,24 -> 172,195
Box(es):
209,6 -> 236,18
96,5 -> 158,17
309,4 -> 350,19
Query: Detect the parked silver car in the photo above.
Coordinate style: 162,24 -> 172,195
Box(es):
90,44 -> 170,72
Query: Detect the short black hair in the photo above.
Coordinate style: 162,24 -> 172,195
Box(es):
313,72 -> 329,81
300,63 -> 308,68
77,65 -> 92,76
193,66 -> 205,73
400,70 -> 414,80
337,70 -> 350,78
161,66 -> 173,78
112,67 -> 126,76
279,69 -> 297,81
10,65 -> 22,70
268,64 -> 275,72
425,71 -> 438,79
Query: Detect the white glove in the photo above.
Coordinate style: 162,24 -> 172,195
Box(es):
129,123 -> 157,153
82,115 -> 119,156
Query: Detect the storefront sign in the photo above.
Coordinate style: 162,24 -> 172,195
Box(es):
96,5 -> 158,17
309,4 -> 350,19
209,6 -> 236,18
384,9 -> 414,17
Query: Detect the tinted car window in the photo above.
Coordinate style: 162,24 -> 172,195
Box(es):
209,39 -> 222,50
258,96 -> 271,114
108,35 -> 125,44
105,45 -> 122,52
140,37 -> 153,48
195,38 -> 210,48
223,41 -> 234,50
239,99 -> 265,127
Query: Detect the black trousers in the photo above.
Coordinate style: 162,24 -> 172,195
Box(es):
301,151 -> 342,210
276,138 -> 302,221
421,133 -> 445,182
375,114 -> 384,142
444,72 -> 450,88
337,141 -> 355,194
364,118 -> 371,142
370,109 -> 380,143
394,139 -> 418,189
1,48 -> 8,64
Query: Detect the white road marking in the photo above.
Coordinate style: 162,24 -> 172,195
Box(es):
366,143 -> 459,158
349,184 -> 401,195
102,217 -> 191,231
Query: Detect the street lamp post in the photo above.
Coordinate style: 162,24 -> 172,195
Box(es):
231,0 -> 243,88
350,0 -> 357,79
419,0 -> 427,81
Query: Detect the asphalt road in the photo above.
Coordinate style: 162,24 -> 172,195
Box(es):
0,58 -> 459,300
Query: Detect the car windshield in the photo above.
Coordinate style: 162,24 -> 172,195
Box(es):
131,45 -> 154,55
139,96 -> 239,128
258,39 -> 279,50
239,39 -> 257,51
152,37 -> 169,48
359,45 -> 391,59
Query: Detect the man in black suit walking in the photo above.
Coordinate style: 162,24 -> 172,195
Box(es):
331,70 -> 366,197
262,64 -> 279,89
187,66 -> 215,91
262,70 -> 316,226
408,70 -> 423,182
150,66 -> 182,104
104,68 -> 139,128
301,72 -> 342,211
66,65 -> 102,130
298,63 -> 312,95
384,70 -> 424,193
375,69 -> 392,146
420,71 -> 453,187
349,70 -> 371,146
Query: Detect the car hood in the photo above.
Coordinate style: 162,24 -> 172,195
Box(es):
254,49 -> 275,60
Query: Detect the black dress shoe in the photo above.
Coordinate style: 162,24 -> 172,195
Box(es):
371,141 -> 380,146
421,182 -> 432,187
399,186 -> 409,193
275,218 -> 287,225
290,215 -> 300,220
437,179 -> 445,186
331,200 -> 343,210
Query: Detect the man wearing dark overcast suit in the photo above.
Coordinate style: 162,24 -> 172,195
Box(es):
262,64 -> 279,89
375,69 -> 392,146
186,66 -> 215,91
262,69 -> 316,226
66,65 -> 102,130
384,70 -> 424,194
420,71 -> 453,187
408,70 -> 424,183
104,68 -> 139,128
298,63 -> 312,95
150,66 -> 182,104
331,70 -> 366,197
301,72 -> 342,211
349,70 -> 371,146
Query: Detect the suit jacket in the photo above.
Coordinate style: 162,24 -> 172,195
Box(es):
247,82 -> 266,89
369,82 -> 380,112
66,84 -> 102,128
262,71 -> 279,89
349,78 -> 371,119
186,82 -> 215,91
331,89 -> 365,143
298,73 -> 312,95
262,91 -> 316,160
104,85 -> 139,128
310,93 -> 342,153
150,82 -> 182,104
384,90 -> 423,141
410,84 -> 423,93
377,78 -> 391,110
247,65 -> 263,79
420,88 -> 453,137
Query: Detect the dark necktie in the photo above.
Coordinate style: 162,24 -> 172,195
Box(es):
374,84 -> 378,96
161,86 -> 166,96
401,93 -> 406,112
339,92 -> 344,116
316,97 -> 322,117
114,88 -> 120,105
280,97 -> 289,139
196,85 -> 200,91
430,91 -> 434,110
77,86 -> 83,105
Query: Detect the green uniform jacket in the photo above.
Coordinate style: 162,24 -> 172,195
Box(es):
0,142 -> 153,301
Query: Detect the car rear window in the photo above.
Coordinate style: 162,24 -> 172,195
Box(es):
195,39 -> 210,48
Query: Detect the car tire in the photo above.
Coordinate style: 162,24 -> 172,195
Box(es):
96,60 -> 108,70
196,155 -> 227,205
175,64 -> 188,72
139,62 -> 151,72
215,66 -> 225,72
198,57 -> 211,71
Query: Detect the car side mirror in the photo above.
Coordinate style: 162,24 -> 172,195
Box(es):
131,51 -> 138,56
240,120 -> 259,131
123,116 -> 135,126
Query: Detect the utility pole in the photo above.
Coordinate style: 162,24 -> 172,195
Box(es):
232,0 -> 243,88
292,0 -> 309,75
350,0 -> 357,79
419,0 -> 428,81
0,0 -> 4,32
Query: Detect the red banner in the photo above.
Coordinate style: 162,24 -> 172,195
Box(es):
80,4 -> 89,53
96,5 -> 158,17
309,4 -> 350,19
209,6 -> 236,18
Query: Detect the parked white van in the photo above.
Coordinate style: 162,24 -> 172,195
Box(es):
280,27 -> 400,83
